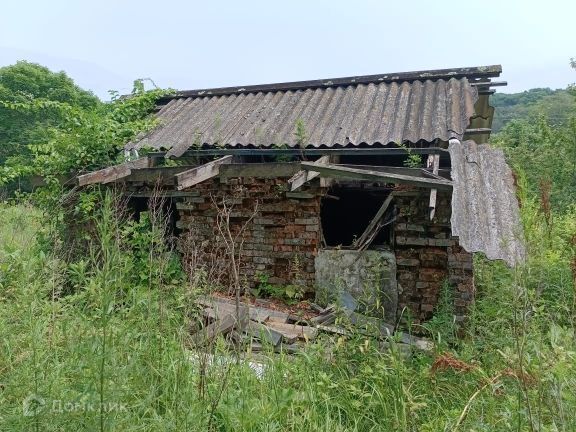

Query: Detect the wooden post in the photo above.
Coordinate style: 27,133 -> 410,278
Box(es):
427,154 -> 440,220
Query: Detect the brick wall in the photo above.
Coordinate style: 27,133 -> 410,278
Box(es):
394,190 -> 474,324
175,176 -> 324,292
171,175 -> 474,323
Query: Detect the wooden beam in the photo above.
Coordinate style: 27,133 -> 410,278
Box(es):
219,162 -> 300,179
353,193 -> 394,249
289,155 -> 330,191
299,162 -> 453,190
149,147 -> 449,158
427,154 -> 440,220
77,157 -> 150,186
465,128 -> 492,134
470,80 -> 507,87
175,155 -> 232,190
346,164 -> 451,179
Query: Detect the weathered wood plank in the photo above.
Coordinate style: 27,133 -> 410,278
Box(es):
161,145 -> 450,156
77,157 -> 150,186
125,166 -> 193,184
285,191 -> 316,199
266,321 -> 318,342
353,193 -> 394,248
299,162 -> 453,190
427,154 -> 440,220
191,313 -> 236,346
197,296 -> 286,323
219,162 -> 301,179
175,155 -> 233,190
344,165 -> 450,179
289,155 -> 329,191
245,321 -> 283,346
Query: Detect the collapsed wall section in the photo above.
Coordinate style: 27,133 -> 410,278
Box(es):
175,176 -> 324,292
394,190 -> 474,324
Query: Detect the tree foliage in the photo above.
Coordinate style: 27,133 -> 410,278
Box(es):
0,62 -> 171,198
491,88 -> 576,132
493,109 -> 576,212
0,61 -> 100,164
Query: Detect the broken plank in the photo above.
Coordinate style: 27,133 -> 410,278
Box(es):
299,162 -> 453,190
191,313 -> 236,346
77,157 -> 150,186
353,193 -> 394,248
197,296 -> 285,322
310,311 -> 337,325
266,322 -> 318,342
245,321 -> 283,346
316,324 -> 349,336
175,155 -> 232,190
289,155 -> 330,191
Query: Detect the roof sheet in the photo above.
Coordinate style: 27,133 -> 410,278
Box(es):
449,140 -> 526,266
128,72 -> 484,157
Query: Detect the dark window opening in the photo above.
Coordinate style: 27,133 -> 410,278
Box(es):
127,197 -> 178,238
321,185 -> 394,248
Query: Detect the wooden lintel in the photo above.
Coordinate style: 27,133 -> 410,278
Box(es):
77,157 -> 150,186
299,162 -> 453,190
219,162 -> 301,179
289,155 -> 330,191
175,155 -> 232,190
427,154 -> 440,220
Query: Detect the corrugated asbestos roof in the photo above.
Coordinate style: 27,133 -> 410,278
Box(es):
127,65 -> 504,157
450,140 -> 526,266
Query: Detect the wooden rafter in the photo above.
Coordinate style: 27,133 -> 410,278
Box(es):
299,162 -> 453,190
288,155 -> 330,191
175,155 -> 233,190
77,157 -> 150,186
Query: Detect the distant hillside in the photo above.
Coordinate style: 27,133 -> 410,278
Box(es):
491,87 -> 575,132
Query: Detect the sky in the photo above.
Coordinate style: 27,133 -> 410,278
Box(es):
1,0 -> 574,100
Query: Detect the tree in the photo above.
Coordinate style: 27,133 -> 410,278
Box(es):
0,61 -> 100,164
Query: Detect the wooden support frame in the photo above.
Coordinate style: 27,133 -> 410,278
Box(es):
299,162 -> 453,190
175,155 -> 233,190
288,155 -> 330,191
77,157 -> 150,186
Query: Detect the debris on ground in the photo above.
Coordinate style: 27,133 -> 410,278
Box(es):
191,294 -> 434,353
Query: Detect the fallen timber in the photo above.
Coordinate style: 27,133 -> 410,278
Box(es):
191,294 -> 433,353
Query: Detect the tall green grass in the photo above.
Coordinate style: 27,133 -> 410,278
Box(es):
0,192 -> 574,431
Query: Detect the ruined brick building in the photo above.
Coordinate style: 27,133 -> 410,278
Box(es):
78,65 -> 525,325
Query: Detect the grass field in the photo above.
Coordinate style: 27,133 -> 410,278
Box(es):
0,197 -> 574,431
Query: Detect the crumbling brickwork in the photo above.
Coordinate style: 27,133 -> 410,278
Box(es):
172,175 -> 474,323
394,190 -> 474,324
175,176 -> 324,292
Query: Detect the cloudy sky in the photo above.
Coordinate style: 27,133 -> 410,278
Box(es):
1,0 -> 574,99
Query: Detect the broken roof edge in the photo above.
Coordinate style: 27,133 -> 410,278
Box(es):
449,140 -> 526,267
158,65 -> 501,102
